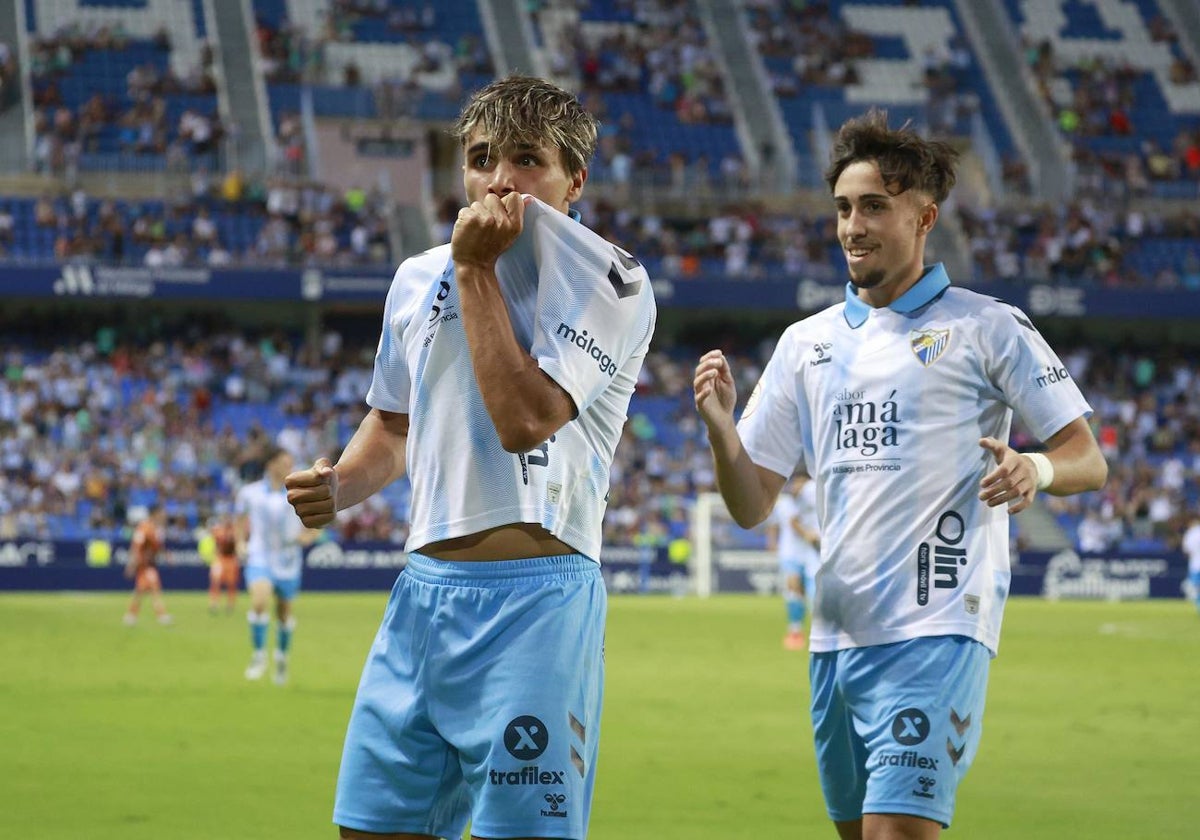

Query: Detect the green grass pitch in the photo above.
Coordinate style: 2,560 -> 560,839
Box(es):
3,591 -> 1197,839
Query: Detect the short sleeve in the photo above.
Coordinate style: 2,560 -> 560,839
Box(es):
233,485 -> 249,517
983,302 -> 1092,441
738,327 -> 807,480
366,262 -> 419,413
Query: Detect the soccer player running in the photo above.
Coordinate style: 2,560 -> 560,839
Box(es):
238,446 -> 317,685
122,503 -> 172,626
771,473 -> 820,650
1183,514 -> 1200,616
284,75 -> 655,840
207,514 -> 241,615
693,110 -> 1107,840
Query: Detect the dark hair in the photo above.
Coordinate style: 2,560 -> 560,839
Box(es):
824,108 -> 959,203
452,75 -> 599,175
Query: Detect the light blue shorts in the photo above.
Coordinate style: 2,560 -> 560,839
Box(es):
334,552 -> 606,840
810,635 -> 990,828
243,565 -> 301,601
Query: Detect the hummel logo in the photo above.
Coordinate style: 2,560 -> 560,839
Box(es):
1002,301 -> 1034,331
541,792 -> 568,818
913,775 -> 936,799
607,246 -> 643,299
569,713 -> 586,742
810,342 -> 833,367
991,297 -> 1037,332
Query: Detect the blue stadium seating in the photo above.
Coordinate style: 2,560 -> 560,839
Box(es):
574,0 -> 742,173
254,0 -> 492,124
595,91 -> 739,172
760,0 -> 1016,184
28,0 -> 218,171
1002,0 -> 1200,195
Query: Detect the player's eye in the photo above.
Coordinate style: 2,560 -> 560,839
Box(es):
473,154 -> 491,168
518,154 -> 539,167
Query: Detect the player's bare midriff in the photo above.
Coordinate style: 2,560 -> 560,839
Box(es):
419,522 -> 577,561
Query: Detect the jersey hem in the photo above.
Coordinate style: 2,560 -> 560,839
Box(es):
537,358 -> 587,416
809,625 -> 999,657
470,821 -> 581,840
407,513 -> 599,563
859,800 -> 951,829
364,392 -> 408,414
331,814 -> 449,836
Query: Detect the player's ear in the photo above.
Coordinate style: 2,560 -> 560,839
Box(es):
918,201 -> 938,235
566,167 -> 587,203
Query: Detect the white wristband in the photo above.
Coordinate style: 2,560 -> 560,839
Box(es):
1023,452 -> 1055,490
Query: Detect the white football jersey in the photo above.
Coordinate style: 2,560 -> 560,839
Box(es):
236,478 -> 305,580
797,478 -> 821,578
738,265 -> 1092,655
1183,522 -> 1200,574
367,197 -> 656,561
772,482 -> 819,574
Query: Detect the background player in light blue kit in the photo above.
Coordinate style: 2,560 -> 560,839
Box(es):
694,110 -> 1107,840
284,75 -> 655,840
238,445 -> 317,685
770,472 -> 820,650
1183,514 -> 1200,615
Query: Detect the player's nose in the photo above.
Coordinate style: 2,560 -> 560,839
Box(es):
843,208 -> 868,237
487,162 -> 517,196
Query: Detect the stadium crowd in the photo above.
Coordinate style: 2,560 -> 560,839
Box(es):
0,40 -> 17,112
1021,29 -> 1200,186
29,24 -> 222,173
12,0 -> 1200,285
0,327 -> 1194,557
253,0 -> 492,118
958,200 -> 1200,287
3,176 -> 393,268
436,189 -> 1200,288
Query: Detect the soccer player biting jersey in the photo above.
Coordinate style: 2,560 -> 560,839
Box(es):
284,75 -> 656,840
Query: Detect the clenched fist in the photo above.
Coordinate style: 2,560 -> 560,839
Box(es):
285,457 -> 339,529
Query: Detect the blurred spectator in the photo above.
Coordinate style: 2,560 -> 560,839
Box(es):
1,174 -> 393,269
29,27 -> 221,169
0,40 -> 16,110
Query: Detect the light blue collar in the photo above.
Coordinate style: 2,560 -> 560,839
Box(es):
842,263 -> 951,329
569,208 -> 582,223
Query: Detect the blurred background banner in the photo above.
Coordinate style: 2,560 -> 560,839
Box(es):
0,538 -> 1184,599
8,265 -> 1200,316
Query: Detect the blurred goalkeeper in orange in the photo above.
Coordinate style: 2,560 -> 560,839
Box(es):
122,504 -> 172,626
207,514 -> 241,614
